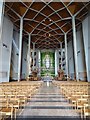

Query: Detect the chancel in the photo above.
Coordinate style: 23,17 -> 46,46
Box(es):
0,0 -> 90,120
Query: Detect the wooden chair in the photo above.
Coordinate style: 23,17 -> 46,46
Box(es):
83,104 -> 90,119
0,103 -> 14,120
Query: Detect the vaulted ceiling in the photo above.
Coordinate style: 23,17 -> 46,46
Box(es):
5,0 -> 90,49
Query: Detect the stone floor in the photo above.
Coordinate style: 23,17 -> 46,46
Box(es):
17,81 -> 81,120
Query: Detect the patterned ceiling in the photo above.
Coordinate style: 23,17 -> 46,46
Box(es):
5,0 -> 90,49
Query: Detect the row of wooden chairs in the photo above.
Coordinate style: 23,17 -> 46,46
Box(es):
0,81 -> 42,120
53,81 -> 90,119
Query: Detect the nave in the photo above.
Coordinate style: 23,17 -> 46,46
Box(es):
0,80 -> 90,120
17,81 -> 80,119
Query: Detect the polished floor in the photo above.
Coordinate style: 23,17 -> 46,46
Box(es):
17,81 -> 81,120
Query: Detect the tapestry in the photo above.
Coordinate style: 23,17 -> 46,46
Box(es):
41,52 -> 55,77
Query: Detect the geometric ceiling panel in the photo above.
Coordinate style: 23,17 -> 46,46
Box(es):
32,29 -> 40,34
11,2 -> 27,16
56,21 -> 65,27
49,13 -> 61,21
41,6 -> 54,16
38,31 -> 46,35
5,1 -> 90,49
23,24 -> 33,33
49,24 -> 57,29
58,8 -> 70,18
49,2 -> 64,10
30,2 -> 45,11
25,9 -> 37,19
49,31 -> 57,35
58,36 -> 64,42
55,29 -> 62,34
67,2 -> 84,15
37,24 -> 45,29
76,8 -> 88,19
24,2 -> 31,7
62,23 -> 72,33
34,13 -> 45,22
44,27 -> 52,32
7,10 -> 19,20
25,21 -> 38,28
42,18 -> 51,25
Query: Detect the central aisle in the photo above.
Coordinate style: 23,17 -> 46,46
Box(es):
17,82 -> 80,119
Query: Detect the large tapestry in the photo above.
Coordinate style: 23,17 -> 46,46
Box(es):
41,52 -> 55,77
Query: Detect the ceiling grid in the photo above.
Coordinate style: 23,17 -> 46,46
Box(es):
4,0 -> 90,49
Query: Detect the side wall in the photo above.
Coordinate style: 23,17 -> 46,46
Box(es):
82,15 -> 90,82
76,27 -> 86,81
67,16 -> 88,81
11,29 -> 19,80
0,16 -> 13,82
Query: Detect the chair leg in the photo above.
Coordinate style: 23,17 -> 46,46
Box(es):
11,112 -> 13,120
14,109 -> 17,120
81,109 -> 83,120
84,115 -> 86,120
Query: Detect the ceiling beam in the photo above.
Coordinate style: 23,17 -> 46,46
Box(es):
74,2 -> 90,17
5,4 -> 21,18
60,0 -> 72,17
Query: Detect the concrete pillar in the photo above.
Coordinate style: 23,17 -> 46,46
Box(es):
33,42 -> 35,70
55,50 -> 58,76
36,49 -> 38,69
27,34 -> 31,76
64,33 -> 68,78
88,8 -> 90,82
57,50 -> 59,71
72,16 -> 79,81
0,1 -> 4,82
60,42 -> 62,69
18,18 -> 23,82
38,50 -> 41,76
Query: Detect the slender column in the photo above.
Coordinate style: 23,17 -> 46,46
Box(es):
60,42 -> 62,69
64,33 -> 68,78
36,50 -> 38,68
38,50 -> 41,76
18,18 -> 23,82
72,16 -> 79,80
55,50 -> 58,76
27,34 -> 31,76
33,42 -> 35,70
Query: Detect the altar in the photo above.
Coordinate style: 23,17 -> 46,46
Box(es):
42,75 -> 52,82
